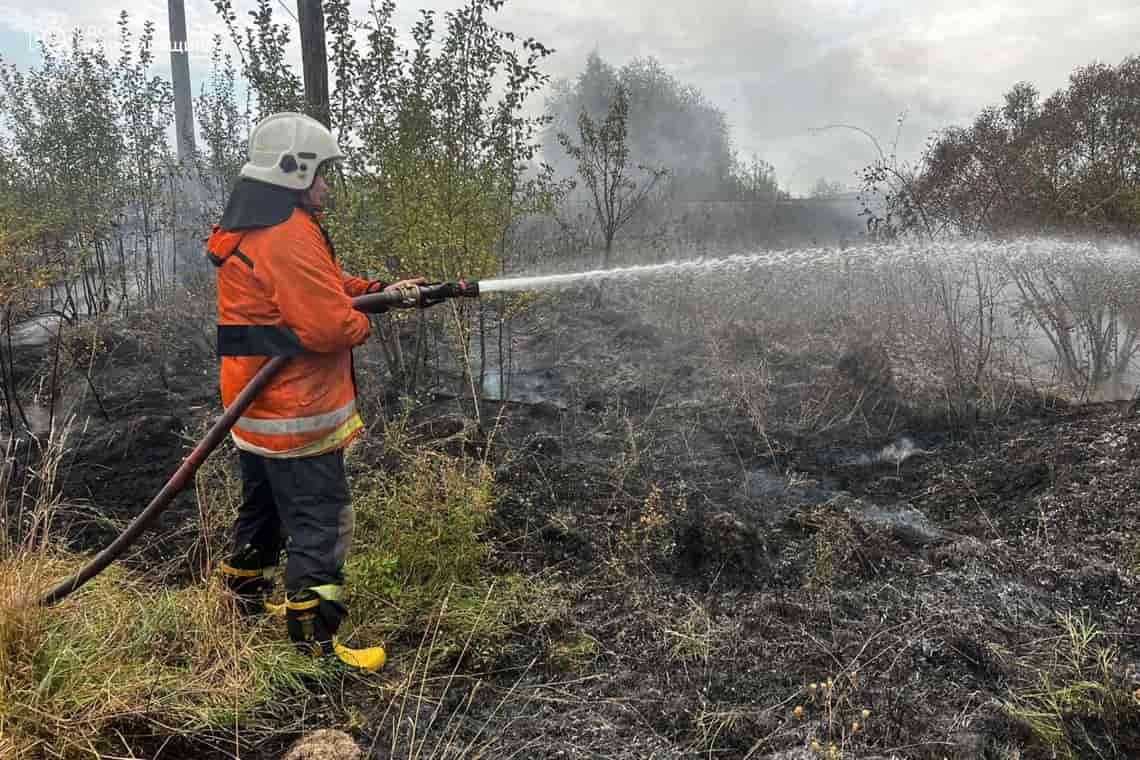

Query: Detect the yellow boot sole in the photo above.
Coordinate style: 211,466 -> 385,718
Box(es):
333,640 -> 386,672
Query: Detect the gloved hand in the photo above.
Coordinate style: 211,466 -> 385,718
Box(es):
383,277 -> 427,294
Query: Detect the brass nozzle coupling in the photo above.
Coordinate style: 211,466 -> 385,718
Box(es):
391,282 -> 422,308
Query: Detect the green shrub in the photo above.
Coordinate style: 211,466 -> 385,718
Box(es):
348,448 -> 496,600
1003,611 -> 1135,759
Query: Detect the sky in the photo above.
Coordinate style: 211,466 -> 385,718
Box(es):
1,0 -> 1138,196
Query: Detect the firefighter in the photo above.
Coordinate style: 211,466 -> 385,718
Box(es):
206,112 -> 421,671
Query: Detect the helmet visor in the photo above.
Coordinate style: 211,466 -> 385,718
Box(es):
316,158 -> 344,183
311,159 -> 344,211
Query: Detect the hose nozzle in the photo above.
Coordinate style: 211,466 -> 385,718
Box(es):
352,280 -> 480,314
419,279 -> 480,306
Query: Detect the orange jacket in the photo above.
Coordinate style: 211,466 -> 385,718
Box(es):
207,207 -> 382,457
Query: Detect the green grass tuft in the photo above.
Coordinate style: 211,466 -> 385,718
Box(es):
1,556 -> 326,758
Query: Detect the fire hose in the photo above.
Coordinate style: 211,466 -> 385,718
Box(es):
38,280 -> 480,606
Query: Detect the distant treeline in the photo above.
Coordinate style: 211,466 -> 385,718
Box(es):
544,52 -> 790,202
864,56 -> 1140,238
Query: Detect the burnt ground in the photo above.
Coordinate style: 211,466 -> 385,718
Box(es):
7,307 -> 219,575
12,292 -> 1140,759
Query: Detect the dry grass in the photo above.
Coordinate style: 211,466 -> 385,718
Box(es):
637,246 -> 1100,443
1002,612 -> 1135,760
344,414 -> 568,669
2,560 -> 329,757
0,423 -> 322,758
0,391 -> 570,757
283,729 -> 362,760
363,584 -> 543,760
549,629 -> 601,675
663,597 -> 718,666
799,506 -> 860,592
793,670 -> 874,759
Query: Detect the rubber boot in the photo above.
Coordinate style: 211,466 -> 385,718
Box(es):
220,544 -> 276,617
286,587 -> 385,672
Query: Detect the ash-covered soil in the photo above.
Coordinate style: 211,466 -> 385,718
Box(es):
19,293 -> 1140,759
446,300 -> 1140,759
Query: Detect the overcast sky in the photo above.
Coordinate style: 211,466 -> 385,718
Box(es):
1,0 -> 1138,195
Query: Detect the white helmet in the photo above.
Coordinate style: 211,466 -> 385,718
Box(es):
239,112 -> 344,191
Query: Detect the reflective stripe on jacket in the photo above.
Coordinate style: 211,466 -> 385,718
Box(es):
207,207 -> 378,458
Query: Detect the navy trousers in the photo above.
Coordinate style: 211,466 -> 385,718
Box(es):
227,448 -> 354,594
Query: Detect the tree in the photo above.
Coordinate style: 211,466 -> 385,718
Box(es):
213,0 -> 304,119
114,15 -> 175,305
734,153 -> 786,201
195,39 -> 248,218
558,83 -> 667,303
865,57 -> 1140,239
214,0 -> 557,397
810,178 -> 846,199
0,18 -> 175,316
855,56 -> 1140,398
546,53 -> 738,199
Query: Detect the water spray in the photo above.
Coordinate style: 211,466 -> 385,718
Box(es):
477,237 -> 1140,294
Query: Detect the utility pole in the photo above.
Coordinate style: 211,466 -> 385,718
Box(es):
167,0 -> 196,160
297,0 -> 331,128
167,0 -> 198,286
